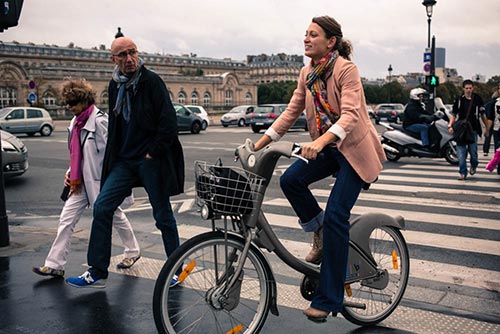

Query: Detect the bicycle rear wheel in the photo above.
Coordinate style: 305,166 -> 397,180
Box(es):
153,231 -> 272,334
342,226 -> 409,326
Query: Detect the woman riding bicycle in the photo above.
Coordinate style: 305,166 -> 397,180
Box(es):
254,15 -> 386,322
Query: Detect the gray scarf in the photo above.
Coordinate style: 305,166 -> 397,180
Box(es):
112,57 -> 144,122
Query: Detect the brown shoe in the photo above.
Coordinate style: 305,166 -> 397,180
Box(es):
305,226 -> 323,264
303,307 -> 330,323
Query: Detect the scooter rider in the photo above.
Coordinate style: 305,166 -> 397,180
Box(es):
403,88 -> 433,148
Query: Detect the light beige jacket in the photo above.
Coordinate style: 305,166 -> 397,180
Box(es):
267,56 -> 386,183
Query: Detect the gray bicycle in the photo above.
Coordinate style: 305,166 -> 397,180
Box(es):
153,139 -> 409,334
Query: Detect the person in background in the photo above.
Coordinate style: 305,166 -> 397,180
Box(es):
66,37 -> 184,288
33,79 -> 140,279
253,15 -> 385,322
448,79 -> 488,180
403,88 -> 433,148
483,84 -> 500,157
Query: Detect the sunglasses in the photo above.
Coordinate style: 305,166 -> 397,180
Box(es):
112,49 -> 138,59
66,100 -> 79,107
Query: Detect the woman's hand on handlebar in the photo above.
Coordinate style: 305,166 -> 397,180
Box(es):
301,133 -> 336,160
254,134 -> 272,151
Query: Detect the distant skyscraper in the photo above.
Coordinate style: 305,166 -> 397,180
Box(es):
435,47 -> 445,68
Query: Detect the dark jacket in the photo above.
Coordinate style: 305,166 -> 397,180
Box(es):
452,94 -> 485,135
103,65 -> 185,196
403,99 -> 430,128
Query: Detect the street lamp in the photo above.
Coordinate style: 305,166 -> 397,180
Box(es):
422,0 -> 437,48
387,64 -> 393,102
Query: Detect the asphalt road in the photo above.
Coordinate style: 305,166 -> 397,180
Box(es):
2,123 -> 500,334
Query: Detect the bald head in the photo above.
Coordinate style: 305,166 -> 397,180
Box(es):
110,37 -> 140,75
111,37 -> 137,54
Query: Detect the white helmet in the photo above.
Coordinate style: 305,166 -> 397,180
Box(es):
410,88 -> 427,100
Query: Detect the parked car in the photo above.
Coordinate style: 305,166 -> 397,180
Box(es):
373,103 -> 405,124
1,129 -> 28,178
185,105 -> 209,130
0,106 -> 55,136
366,104 -> 375,120
173,103 -> 203,134
250,104 -> 308,133
220,105 -> 256,127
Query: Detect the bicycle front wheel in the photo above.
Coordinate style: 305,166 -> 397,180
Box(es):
153,231 -> 272,334
342,226 -> 410,326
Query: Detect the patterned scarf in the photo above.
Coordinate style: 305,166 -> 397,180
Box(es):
112,58 -> 144,122
305,50 -> 339,134
69,104 -> 94,193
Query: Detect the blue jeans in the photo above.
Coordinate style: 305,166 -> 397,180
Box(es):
280,146 -> 364,313
405,123 -> 430,146
88,157 -> 180,278
456,132 -> 478,177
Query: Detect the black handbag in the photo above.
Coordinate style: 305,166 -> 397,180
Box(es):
452,98 -> 475,145
60,185 -> 70,201
196,159 -> 254,215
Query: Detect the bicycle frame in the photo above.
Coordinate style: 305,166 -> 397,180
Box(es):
206,139 -> 406,313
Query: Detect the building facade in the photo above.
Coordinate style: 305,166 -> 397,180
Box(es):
247,53 -> 303,84
0,41 -> 258,114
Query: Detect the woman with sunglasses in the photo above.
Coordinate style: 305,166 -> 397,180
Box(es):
254,16 -> 386,322
33,78 -> 141,278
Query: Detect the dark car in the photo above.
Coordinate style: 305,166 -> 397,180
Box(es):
1,129 -> 28,178
250,104 -> 308,133
173,103 -> 203,134
373,103 -> 405,124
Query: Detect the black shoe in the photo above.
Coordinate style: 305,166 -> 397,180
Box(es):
469,166 -> 476,175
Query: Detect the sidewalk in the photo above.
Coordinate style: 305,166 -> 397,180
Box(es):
0,222 -> 364,334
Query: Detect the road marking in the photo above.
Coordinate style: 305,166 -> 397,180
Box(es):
149,224 -> 500,292
264,198 -> 499,231
311,189 -> 500,212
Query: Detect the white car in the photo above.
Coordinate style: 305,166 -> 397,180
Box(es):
185,105 -> 209,130
0,106 -> 55,136
220,105 -> 256,127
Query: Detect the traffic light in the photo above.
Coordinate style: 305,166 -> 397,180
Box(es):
0,0 -> 24,32
425,75 -> 439,88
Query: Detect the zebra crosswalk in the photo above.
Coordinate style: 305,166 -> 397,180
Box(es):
115,155 -> 500,332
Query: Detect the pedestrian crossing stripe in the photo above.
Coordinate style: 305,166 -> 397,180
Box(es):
148,224 -> 499,292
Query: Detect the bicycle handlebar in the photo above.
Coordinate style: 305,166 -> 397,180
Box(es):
235,139 -> 307,181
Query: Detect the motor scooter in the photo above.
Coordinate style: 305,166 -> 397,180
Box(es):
380,111 -> 458,165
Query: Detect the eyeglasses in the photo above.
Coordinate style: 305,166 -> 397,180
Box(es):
66,100 -> 79,107
112,49 -> 138,59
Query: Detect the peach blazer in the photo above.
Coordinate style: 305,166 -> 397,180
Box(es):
269,56 -> 386,183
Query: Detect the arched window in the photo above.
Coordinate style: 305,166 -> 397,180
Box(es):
225,90 -> 233,106
177,91 -> 186,104
191,91 -> 199,105
203,92 -> 211,107
41,91 -> 56,107
245,92 -> 252,105
0,87 -> 17,108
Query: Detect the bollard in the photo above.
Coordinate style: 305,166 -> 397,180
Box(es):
0,131 -> 10,247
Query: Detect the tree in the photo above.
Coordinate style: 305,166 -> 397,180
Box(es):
258,81 -> 297,104
487,75 -> 500,88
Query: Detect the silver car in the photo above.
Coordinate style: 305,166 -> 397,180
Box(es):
220,105 -> 256,127
1,130 -> 28,178
0,106 -> 55,136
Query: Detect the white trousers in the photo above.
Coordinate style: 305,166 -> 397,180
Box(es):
44,186 -> 140,270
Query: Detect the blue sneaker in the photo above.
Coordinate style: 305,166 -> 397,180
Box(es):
66,271 -> 106,288
170,274 -> 181,288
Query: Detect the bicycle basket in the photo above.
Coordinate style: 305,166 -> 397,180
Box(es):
195,161 -> 265,215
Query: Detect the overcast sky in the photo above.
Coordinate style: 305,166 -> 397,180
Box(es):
1,0 -> 499,81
